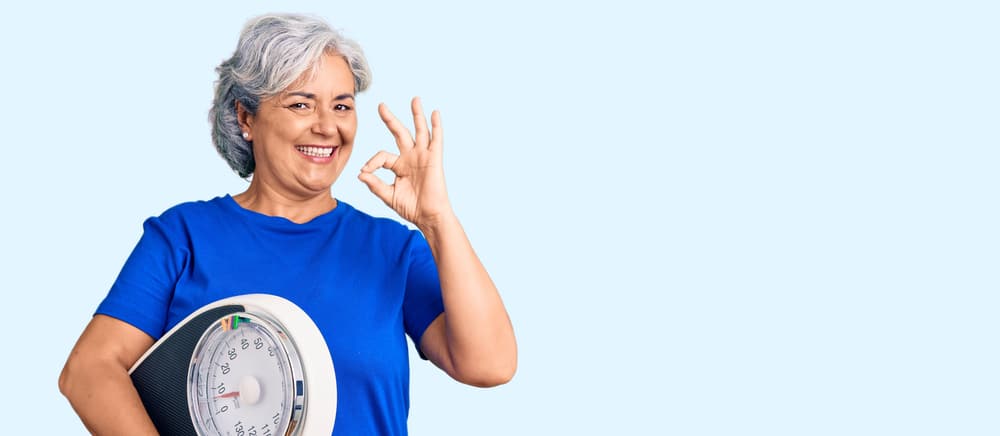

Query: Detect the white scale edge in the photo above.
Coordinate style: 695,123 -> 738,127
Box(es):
128,293 -> 337,436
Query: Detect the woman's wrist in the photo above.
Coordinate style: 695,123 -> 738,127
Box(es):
416,210 -> 460,243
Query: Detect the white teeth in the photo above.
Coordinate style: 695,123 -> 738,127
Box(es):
296,146 -> 334,157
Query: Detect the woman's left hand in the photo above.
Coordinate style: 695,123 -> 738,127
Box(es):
361,99 -> 517,388
359,97 -> 454,229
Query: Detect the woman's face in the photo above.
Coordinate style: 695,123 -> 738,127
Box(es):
243,52 -> 357,197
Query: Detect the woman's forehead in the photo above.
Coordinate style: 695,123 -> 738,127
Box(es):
282,54 -> 354,95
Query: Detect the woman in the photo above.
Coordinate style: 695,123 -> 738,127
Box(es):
59,13 -> 516,435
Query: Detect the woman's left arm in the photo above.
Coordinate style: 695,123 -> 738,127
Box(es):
359,97 -> 517,387
415,211 -> 517,387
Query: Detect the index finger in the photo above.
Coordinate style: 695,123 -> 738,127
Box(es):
378,102 -> 415,151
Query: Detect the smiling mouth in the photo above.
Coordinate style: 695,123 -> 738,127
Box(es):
296,145 -> 336,158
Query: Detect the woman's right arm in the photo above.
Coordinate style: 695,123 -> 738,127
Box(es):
59,314 -> 159,435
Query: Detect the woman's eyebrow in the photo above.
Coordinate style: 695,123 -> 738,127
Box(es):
285,92 -> 355,101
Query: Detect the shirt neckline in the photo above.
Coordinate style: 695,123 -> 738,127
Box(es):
218,194 -> 351,231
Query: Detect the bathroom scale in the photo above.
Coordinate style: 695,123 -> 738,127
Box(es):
128,294 -> 336,435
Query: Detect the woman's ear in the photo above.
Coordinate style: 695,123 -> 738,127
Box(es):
236,101 -> 253,141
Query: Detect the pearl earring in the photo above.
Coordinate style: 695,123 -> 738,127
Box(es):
242,132 -> 249,139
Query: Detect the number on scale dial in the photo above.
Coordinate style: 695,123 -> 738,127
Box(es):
188,313 -> 305,435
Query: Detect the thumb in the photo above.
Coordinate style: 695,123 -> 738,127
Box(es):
358,172 -> 394,205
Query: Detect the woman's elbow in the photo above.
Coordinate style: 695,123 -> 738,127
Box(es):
456,359 -> 517,388
467,369 -> 516,388
58,357 -> 81,399
59,349 -> 99,401
59,350 -> 104,400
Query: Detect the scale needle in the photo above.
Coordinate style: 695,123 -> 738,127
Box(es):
216,391 -> 240,399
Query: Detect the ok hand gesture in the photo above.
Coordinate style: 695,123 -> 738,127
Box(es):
358,97 -> 454,229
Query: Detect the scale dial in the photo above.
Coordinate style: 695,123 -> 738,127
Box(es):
188,312 -> 306,436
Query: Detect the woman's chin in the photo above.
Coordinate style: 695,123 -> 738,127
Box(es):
297,161 -> 348,193
298,173 -> 341,194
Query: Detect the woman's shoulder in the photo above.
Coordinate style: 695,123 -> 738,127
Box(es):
155,195 -> 231,219
340,201 -> 414,233
139,196 -> 234,234
339,201 -> 426,251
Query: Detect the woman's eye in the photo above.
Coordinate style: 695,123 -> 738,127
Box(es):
288,102 -> 310,110
334,104 -> 352,111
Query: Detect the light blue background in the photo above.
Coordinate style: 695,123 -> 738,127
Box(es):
1,1 -> 996,434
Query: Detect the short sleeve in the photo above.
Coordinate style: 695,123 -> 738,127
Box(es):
401,231 -> 445,359
94,215 -> 187,340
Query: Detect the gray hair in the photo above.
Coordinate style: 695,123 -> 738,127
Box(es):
210,13 -> 372,178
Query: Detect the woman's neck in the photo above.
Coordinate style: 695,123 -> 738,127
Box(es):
232,181 -> 338,224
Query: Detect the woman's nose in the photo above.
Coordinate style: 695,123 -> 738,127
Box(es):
311,108 -> 339,136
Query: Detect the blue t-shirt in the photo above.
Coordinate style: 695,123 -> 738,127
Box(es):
96,195 -> 444,435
